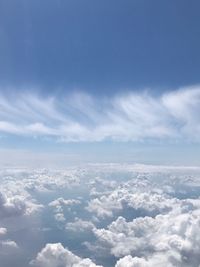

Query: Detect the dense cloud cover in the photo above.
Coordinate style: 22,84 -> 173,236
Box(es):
0,164 -> 200,267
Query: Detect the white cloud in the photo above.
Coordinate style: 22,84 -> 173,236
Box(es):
87,194 -> 122,218
162,86 -> 200,140
0,191 -> 42,219
0,227 -> 7,236
54,213 -> 66,223
31,243 -> 103,267
24,170 -> 81,192
49,198 -> 81,223
1,240 -> 19,250
1,165 -> 200,267
0,85 -> 200,142
86,179 -> 178,218
65,218 -> 95,232
49,198 -> 81,210
115,254 -> 176,267
93,204 -> 200,266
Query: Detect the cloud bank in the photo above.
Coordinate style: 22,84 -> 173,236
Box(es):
1,165 -> 200,266
0,85 -> 200,142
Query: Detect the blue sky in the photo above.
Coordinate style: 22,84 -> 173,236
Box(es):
0,0 -> 200,166
1,0 -> 200,92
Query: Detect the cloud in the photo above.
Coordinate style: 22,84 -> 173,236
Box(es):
86,178 -> 178,218
0,85 -> 200,142
93,204 -> 200,266
24,170 -> 81,192
115,254 -> 176,267
54,213 -> 66,223
0,192 -> 42,219
48,198 -> 81,223
1,165 -> 200,267
49,198 -> 81,211
65,218 -> 95,232
162,86 -> 200,133
0,227 -> 7,236
86,194 -> 123,218
1,240 -> 19,250
31,243 -> 103,267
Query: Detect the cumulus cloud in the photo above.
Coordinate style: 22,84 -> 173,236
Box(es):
87,194 -> 123,218
31,243 -> 103,267
1,85 -> 200,141
49,198 -> 81,223
0,227 -> 19,256
65,218 -> 95,232
1,165 -> 200,267
0,191 -> 42,219
23,169 -> 81,192
1,240 -> 19,250
0,227 -> 7,236
115,254 -> 176,267
49,198 -> 81,211
93,204 -> 200,266
86,177 -> 178,218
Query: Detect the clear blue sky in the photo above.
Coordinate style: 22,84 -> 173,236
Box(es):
1,0 -> 200,93
0,0 -> 200,166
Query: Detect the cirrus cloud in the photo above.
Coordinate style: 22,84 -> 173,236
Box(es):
0,85 -> 200,142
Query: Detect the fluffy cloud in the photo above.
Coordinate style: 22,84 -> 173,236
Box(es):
93,205 -> 200,266
87,194 -> 123,218
0,240 -> 19,250
0,191 -> 42,219
49,198 -> 81,223
115,254 -> 176,267
0,228 -> 19,257
1,86 -> 200,141
0,169 -> 80,196
24,170 -> 80,192
31,243 -> 103,267
65,218 -> 95,232
49,198 -> 81,211
1,165 -> 200,267
0,227 -> 7,236
86,176 -> 179,218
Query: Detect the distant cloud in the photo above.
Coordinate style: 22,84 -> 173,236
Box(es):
0,227 -> 7,236
65,218 -> 95,232
1,240 -> 19,250
0,85 -> 200,142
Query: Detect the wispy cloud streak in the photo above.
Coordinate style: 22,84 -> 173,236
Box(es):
0,85 -> 200,142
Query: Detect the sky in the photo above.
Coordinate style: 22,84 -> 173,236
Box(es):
0,0 -> 200,166
2,3 -> 200,267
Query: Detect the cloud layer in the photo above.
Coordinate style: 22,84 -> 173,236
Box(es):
1,164 -> 200,266
1,85 -> 200,142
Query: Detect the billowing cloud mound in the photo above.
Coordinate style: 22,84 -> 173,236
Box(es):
94,208 -> 200,266
31,243 -> 102,267
0,227 -> 7,236
115,255 -> 174,267
0,192 -> 41,219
